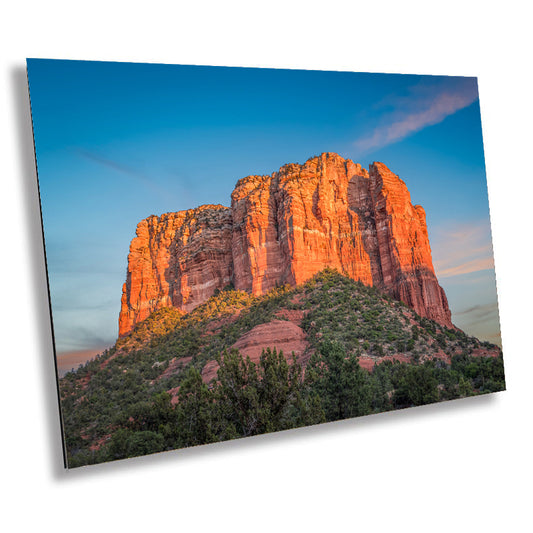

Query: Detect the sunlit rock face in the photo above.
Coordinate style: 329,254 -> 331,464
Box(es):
118,205 -> 233,336
231,153 -> 374,294
119,153 -> 452,336
367,161 -> 451,327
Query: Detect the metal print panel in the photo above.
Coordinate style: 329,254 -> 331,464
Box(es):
27,59 -> 504,468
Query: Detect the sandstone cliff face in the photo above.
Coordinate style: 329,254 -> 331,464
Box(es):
231,155 -> 373,293
119,205 -> 233,336
368,162 -> 451,326
119,153 -> 452,336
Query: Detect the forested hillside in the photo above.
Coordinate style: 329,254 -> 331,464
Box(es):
60,270 -> 504,467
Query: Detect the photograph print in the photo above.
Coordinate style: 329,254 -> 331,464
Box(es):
27,59 -> 505,468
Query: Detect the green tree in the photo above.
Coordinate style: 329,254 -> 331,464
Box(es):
255,348 -> 303,433
106,428 -> 165,460
458,376 -> 474,397
175,366 -> 217,447
213,349 -> 261,438
369,361 -> 394,411
127,392 -> 176,434
212,347 -> 314,438
392,364 -> 439,408
306,340 -> 371,422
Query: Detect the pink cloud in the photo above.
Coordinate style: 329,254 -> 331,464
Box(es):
433,222 -> 495,279
437,256 -> 494,278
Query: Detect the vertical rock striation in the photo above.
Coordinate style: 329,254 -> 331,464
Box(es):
119,153 -> 452,336
231,154 -> 374,293
119,205 -> 233,336
368,162 -> 452,326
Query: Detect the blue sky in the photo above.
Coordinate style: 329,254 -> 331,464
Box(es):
27,59 -> 501,361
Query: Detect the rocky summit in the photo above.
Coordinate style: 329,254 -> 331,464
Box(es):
119,153 -> 452,336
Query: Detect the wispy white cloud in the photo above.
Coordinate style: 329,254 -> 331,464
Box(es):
76,148 -> 148,181
433,222 -> 495,279
74,148 -> 171,199
437,257 -> 494,279
433,221 -> 500,345
354,80 -> 479,153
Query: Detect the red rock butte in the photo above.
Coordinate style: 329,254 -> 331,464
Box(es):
119,153 -> 452,336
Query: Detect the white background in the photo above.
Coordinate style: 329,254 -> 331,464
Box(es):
1,2 -> 531,531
